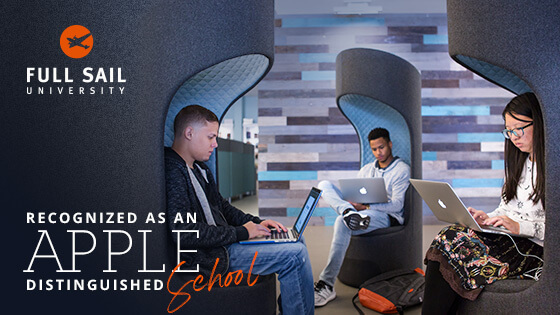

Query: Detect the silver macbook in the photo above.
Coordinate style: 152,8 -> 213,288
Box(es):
239,187 -> 322,244
339,177 -> 388,204
409,179 -> 530,237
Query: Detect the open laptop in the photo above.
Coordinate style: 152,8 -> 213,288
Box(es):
409,179 -> 531,237
339,178 -> 388,204
239,187 -> 322,244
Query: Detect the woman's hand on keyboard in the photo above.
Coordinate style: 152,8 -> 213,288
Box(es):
484,215 -> 520,234
468,207 -> 489,225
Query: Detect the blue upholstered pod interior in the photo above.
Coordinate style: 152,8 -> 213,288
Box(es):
164,54 -> 270,175
454,55 -> 532,95
338,94 -> 411,167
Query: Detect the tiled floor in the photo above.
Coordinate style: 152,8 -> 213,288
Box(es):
232,195 -> 446,314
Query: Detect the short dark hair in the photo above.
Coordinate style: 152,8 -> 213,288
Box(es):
367,127 -> 391,142
173,105 -> 219,135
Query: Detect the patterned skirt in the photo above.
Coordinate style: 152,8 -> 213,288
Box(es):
425,225 -> 543,300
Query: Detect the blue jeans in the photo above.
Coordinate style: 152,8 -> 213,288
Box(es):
227,237 -> 314,315
317,180 -> 390,286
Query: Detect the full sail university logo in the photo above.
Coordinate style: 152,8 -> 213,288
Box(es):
60,25 -> 93,59
26,25 -> 126,95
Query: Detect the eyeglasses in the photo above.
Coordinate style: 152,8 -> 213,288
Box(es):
502,122 -> 533,139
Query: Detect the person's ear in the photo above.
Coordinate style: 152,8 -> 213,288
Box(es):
389,141 -> 393,150
184,126 -> 194,140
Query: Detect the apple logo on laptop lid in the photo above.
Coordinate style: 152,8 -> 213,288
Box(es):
359,187 -> 367,195
438,199 -> 447,209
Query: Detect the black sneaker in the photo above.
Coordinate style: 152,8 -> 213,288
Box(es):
342,209 -> 370,230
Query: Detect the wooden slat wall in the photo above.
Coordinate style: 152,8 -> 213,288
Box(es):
257,14 -> 510,225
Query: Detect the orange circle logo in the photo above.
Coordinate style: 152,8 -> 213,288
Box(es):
60,25 -> 93,59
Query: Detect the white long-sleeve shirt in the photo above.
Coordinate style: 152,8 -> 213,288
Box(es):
488,157 -> 545,246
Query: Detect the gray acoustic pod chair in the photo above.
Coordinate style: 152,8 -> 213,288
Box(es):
335,48 -> 423,287
6,1 -> 276,314
157,1 -> 278,313
447,0 -> 559,313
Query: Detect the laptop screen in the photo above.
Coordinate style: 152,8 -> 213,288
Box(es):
293,187 -> 322,234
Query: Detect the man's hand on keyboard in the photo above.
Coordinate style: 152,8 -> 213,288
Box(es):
260,219 -> 287,233
244,221 -> 272,239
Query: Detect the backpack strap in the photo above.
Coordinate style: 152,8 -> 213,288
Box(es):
395,276 -> 425,315
352,293 -> 365,315
359,269 -> 414,288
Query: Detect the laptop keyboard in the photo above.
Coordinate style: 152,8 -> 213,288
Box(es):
268,229 -> 295,240
481,225 -> 510,232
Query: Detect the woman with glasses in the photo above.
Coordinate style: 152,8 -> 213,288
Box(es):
422,92 -> 545,314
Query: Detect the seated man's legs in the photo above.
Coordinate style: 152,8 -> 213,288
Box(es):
319,210 -> 390,286
317,180 -> 352,215
227,238 -> 313,315
318,179 -> 390,287
318,180 -> 370,230
315,208 -> 390,306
